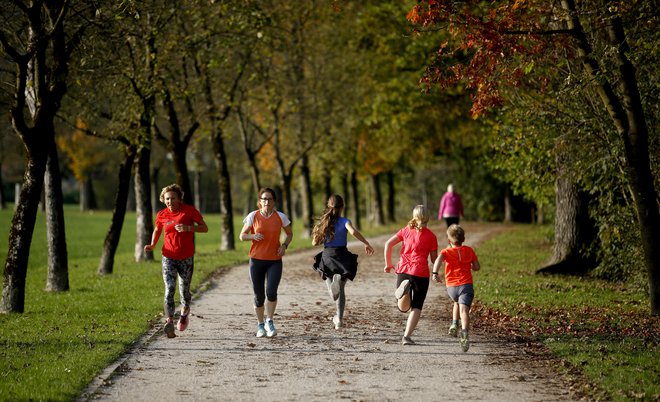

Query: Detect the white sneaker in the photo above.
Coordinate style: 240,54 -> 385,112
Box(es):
256,323 -> 266,338
332,315 -> 342,329
265,320 -> 277,337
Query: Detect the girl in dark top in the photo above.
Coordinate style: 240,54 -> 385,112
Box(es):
312,195 -> 374,329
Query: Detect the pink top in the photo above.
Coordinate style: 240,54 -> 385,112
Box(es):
438,192 -> 464,219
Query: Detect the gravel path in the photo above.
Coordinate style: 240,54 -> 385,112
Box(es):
80,222 -> 575,401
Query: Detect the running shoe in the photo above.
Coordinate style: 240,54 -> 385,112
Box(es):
331,274 -> 342,301
265,320 -> 277,337
164,319 -> 176,338
177,313 -> 189,332
448,323 -> 458,337
395,279 -> 411,299
402,336 -> 415,345
332,315 -> 342,329
256,323 -> 266,338
460,330 -> 470,352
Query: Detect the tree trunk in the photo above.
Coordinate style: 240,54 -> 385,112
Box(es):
44,141 -> 69,292
194,170 -> 202,211
134,145 -> 154,262
504,188 -> 513,223
386,171 -> 395,223
79,178 -> 96,212
2,143 -> 47,313
350,170 -> 360,229
324,172 -> 332,202
150,166 -> 159,214
98,145 -> 136,275
537,151 -> 596,275
341,174 -> 349,218
561,0 -> 660,314
0,170 -> 5,210
212,129 -> 235,251
370,173 -> 384,226
299,155 -> 314,238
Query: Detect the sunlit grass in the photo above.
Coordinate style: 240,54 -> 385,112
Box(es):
0,204 -> 399,401
476,225 -> 658,402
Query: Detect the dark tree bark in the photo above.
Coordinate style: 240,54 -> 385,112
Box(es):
537,150 -> 596,275
79,178 -> 97,212
212,127 -> 235,251
341,174 -> 349,219
1,1 -> 89,312
154,87 -> 198,206
504,187 -> 513,223
386,171 -> 395,223
324,172 -> 332,203
561,0 -> 660,314
350,170 -> 360,229
370,173 -> 385,226
134,145 -> 154,262
44,142 -> 69,292
0,170 -> 5,210
299,155 -> 314,238
98,144 -> 137,275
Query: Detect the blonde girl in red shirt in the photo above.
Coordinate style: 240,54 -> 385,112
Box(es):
432,224 -> 480,352
144,184 -> 208,338
239,188 -> 293,338
384,205 -> 438,345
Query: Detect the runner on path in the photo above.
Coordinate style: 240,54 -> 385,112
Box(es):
82,223 -> 575,402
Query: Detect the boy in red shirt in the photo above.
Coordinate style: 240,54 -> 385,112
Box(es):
432,224 -> 480,352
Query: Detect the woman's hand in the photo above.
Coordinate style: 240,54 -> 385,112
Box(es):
364,244 -> 375,256
252,232 -> 264,241
384,266 -> 393,273
175,224 -> 192,232
144,244 -> 154,253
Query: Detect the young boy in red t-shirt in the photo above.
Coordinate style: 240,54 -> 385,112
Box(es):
432,224 -> 480,352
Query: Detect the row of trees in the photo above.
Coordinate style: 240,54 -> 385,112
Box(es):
1,1 -> 657,315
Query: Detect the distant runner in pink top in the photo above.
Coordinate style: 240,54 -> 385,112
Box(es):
438,183 -> 464,227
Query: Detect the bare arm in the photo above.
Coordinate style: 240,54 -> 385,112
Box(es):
144,227 -> 163,253
277,224 -> 293,256
345,221 -> 374,256
432,253 -> 445,283
472,259 -> 481,271
383,235 -> 401,273
239,221 -> 263,242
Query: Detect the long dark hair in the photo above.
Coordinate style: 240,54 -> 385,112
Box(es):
311,194 -> 344,246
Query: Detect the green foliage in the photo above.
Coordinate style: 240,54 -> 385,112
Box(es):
476,225 -> 658,401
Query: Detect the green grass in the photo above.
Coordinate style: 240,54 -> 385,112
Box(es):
0,205 -> 399,401
475,225 -> 659,402
2,211 -> 657,401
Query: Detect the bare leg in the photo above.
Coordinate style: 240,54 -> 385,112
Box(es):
404,308 -> 422,338
453,302 -> 460,322
397,294 -> 411,312
459,303 -> 470,330
255,305 -> 265,323
265,300 -> 277,320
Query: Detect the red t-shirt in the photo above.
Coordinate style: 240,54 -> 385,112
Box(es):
155,204 -> 204,260
441,245 -> 478,286
395,226 -> 438,278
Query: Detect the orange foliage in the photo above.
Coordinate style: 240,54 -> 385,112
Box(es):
57,118 -> 107,182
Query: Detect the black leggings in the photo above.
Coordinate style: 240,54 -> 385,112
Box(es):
249,258 -> 283,307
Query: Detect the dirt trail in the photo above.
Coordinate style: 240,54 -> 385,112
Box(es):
81,222 -> 575,401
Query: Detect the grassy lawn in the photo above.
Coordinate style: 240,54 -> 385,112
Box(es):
0,205 -> 399,401
0,209 -> 657,401
474,225 -> 659,402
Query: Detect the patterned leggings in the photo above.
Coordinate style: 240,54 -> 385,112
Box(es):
162,256 -> 194,318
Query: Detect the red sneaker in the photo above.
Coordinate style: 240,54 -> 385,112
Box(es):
177,313 -> 189,331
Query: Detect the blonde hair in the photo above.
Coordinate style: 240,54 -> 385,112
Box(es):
447,224 -> 465,245
159,184 -> 184,203
311,194 -> 344,246
407,205 -> 429,230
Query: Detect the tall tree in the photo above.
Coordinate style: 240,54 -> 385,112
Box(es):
408,0 -> 660,314
0,1 -> 93,312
